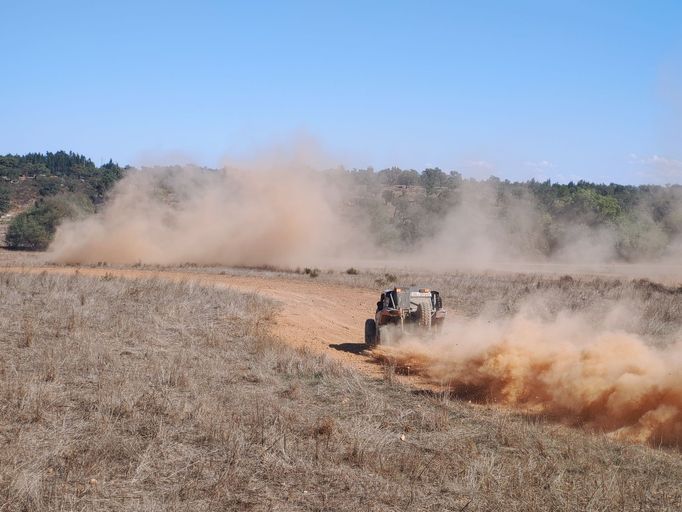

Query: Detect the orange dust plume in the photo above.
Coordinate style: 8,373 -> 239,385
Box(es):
374,310 -> 682,448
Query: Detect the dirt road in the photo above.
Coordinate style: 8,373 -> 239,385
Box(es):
0,266 -> 387,375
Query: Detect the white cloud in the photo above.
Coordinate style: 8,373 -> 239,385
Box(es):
523,159 -> 554,170
629,153 -> 682,183
460,159 -> 496,178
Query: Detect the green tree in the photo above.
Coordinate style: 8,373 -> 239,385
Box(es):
447,170 -> 462,188
0,184 -> 10,214
5,193 -> 94,251
5,213 -> 52,250
576,188 -> 621,222
421,168 -> 448,194
37,176 -> 61,196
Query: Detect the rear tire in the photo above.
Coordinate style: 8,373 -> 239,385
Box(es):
418,302 -> 432,329
365,319 -> 377,346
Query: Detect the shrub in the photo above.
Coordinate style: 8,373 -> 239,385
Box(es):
37,176 -> 61,196
5,193 -> 94,250
346,267 -> 359,275
304,268 -> 320,278
5,214 -> 51,250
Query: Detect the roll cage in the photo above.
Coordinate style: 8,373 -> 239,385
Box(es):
376,288 -> 443,312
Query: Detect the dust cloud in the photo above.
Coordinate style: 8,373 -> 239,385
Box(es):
49,145 -> 682,271
375,307 -> 682,447
417,180 -> 682,269
417,181 -> 554,266
50,161 -> 365,266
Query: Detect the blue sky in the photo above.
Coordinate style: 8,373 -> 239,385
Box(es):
1,1 -> 681,183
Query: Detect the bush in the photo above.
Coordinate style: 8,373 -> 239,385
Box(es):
37,176 -> 61,196
5,214 -> 51,249
0,185 -> 9,214
304,267 -> 320,278
346,267 -> 359,275
5,193 -> 94,250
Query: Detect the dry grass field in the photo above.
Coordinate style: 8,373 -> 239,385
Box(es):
137,264 -> 682,342
0,247 -> 44,267
1,271 -> 681,511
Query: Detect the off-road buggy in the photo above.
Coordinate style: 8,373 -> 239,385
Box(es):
364,287 -> 445,346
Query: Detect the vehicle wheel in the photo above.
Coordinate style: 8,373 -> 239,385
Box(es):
365,319 -> 377,346
418,302 -> 432,329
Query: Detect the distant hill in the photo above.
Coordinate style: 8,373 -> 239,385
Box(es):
0,151 -> 124,249
0,151 -> 124,213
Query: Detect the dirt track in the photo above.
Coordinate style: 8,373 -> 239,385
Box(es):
0,266 -> 387,375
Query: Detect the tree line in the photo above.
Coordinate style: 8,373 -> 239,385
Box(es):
2,153 -> 681,260
339,167 -> 682,260
1,151 -> 124,250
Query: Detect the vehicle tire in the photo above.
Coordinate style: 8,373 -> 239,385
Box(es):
418,302 -> 432,329
365,319 -> 377,346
